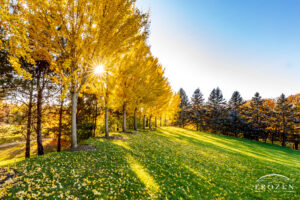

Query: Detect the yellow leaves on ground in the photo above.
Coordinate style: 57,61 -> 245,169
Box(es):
2,128 -> 299,199
126,154 -> 160,198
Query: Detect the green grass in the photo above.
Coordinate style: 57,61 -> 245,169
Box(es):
0,139 -> 60,166
0,125 -> 24,145
1,127 -> 299,199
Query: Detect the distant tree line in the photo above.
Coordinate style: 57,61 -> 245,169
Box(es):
176,88 -> 300,150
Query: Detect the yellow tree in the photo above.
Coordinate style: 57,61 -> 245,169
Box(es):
1,0 -> 54,156
112,49 -> 138,133
146,75 -> 172,128
164,92 -> 181,126
121,40 -> 151,131
138,56 -> 171,129
3,0 -> 148,148
153,86 -> 173,127
112,44 -> 170,132
85,60 -> 117,138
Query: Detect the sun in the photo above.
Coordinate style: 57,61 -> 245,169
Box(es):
94,65 -> 104,75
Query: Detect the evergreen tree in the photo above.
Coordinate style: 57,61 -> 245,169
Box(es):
228,91 -> 244,110
179,88 -> 190,127
274,94 -> 295,146
228,91 -> 244,136
191,88 -> 204,131
248,92 -> 267,141
207,87 -> 226,132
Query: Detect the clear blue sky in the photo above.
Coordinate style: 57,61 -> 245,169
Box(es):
136,0 -> 300,100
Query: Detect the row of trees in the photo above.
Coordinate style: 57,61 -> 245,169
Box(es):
0,0 -> 180,158
178,88 -> 300,149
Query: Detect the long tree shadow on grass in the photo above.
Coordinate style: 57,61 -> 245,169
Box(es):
118,132 -> 262,199
111,137 -> 208,199
125,129 -> 299,199
5,130 -> 299,199
6,138 -> 152,199
186,127 -> 298,156
158,127 -> 299,168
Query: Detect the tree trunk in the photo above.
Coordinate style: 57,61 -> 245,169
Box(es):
282,132 -> 286,147
149,115 -> 152,130
57,98 -> 64,152
155,117 -> 157,128
123,103 -> 127,132
181,109 -> 184,128
165,117 -> 167,126
160,117 -> 162,127
271,133 -> 274,144
105,107 -> 109,137
36,71 -> 44,155
196,123 -> 199,131
71,91 -> 79,149
93,101 -> 97,137
134,108 -> 137,131
143,115 -> 146,130
25,82 -> 33,158
281,114 -> 286,147
295,141 -> 298,150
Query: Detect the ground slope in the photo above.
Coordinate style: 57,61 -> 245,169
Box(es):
1,127 -> 299,199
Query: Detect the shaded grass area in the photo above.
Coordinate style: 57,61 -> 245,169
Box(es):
0,139 -> 68,166
1,127 -> 299,199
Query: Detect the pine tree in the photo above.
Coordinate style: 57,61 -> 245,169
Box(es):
228,91 -> 244,136
274,94 -> 295,146
179,88 -> 190,128
207,87 -> 226,132
248,92 -> 267,141
228,91 -> 244,110
191,88 -> 204,131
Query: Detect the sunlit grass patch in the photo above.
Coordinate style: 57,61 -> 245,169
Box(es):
2,127 -> 299,199
127,154 -> 160,198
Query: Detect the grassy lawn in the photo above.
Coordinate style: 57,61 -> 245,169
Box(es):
0,139 -> 67,166
0,125 -> 25,145
1,127 -> 299,199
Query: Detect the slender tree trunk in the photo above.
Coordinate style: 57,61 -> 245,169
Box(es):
282,133 -> 286,147
160,117 -> 162,127
281,114 -> 287,147
295,141 -> 298,150
146,117 -> 148,127
71,91 -> 79,149
165,116 -> 167,126
36,71 -> 44,155
181,109 -> 184,128
155,117 -> 157,128
57,98 -> 64,152
123,103 -> 127,132
25,82 -> 33,158
93,101 -> 97,137
149,115 -> 152,130
105,107 -> 109,137
134,108 -> 137,131
143,115 -> 146,130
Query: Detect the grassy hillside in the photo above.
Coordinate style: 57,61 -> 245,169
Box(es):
1,127 -> 299,199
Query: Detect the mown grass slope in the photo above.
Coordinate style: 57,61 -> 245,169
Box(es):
1,127 -> 299,199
